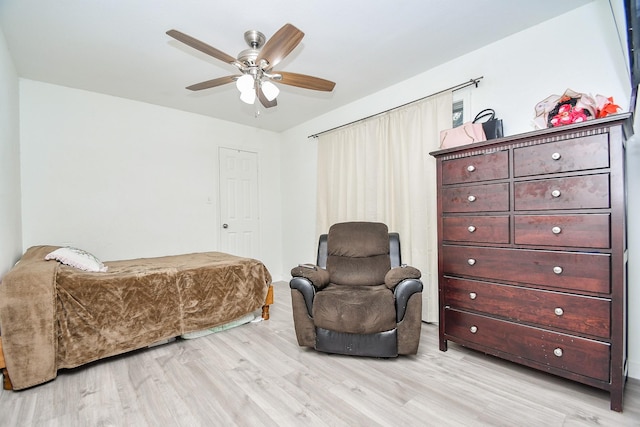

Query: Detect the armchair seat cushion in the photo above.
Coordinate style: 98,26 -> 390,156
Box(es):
312,284 -> 396,334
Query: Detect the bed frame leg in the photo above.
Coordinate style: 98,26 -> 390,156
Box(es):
0,337 -> 12,390
1,369 -> 11,390
262,284 -> 274,320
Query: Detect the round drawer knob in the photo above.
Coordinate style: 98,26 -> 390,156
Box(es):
551,226 -> 562,234
468,225 -> 476,233
551,152 -> 562,160
554,348 -> 563,357
470,325 -> 478,334
551,190 -> 561,198
467,195 -> 476,202
467,165 -> 476,172
469,292 -> 477,300
553,266 -> 563,275
554,307 -> 564,316
467,258 -> 476,266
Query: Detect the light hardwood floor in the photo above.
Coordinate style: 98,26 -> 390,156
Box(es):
1,281 -> 639,426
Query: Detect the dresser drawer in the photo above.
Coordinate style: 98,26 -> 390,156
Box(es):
514,134 -> 609,177
443,277 -> 610,338
514,214 -> 610,248
442,183 -> 509,213
514,174 -> 609,211
442,151 -> 509,185
442,245 -> 610,294
444,309 -> 610,381
443,216 -> 510,244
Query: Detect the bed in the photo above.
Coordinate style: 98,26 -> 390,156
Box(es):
0,245 -> 273,390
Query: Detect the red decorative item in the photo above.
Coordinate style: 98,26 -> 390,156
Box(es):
549,102 -> 589,127
534,89 -> 622,129
596,96 -> 620,119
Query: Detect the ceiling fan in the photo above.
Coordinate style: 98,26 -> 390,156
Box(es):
166,23 -> 336,108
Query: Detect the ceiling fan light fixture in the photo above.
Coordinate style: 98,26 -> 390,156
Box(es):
261,81 -> 279,101
240,89 -> 256,104
236,74 -> 254,93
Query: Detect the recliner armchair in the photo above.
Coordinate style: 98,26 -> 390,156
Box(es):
289,222 -> 423,357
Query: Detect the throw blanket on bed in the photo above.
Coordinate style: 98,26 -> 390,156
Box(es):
0,245 -> 271,389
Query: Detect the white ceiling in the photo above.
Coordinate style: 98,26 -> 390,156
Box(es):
0,0 -> 594,132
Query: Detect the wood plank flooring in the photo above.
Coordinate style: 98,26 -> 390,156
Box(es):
1,281 -> 639,426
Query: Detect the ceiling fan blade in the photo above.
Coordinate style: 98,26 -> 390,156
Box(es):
277,72 -> 336,92
257,23 -> 304,70
186,75 -> 237,91
257,86 -> 277,108
167,29 -> 238,65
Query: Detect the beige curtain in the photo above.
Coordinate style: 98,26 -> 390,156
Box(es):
316,91 -> 452,322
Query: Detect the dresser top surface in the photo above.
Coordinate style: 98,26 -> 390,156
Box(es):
430,113 -> 633,158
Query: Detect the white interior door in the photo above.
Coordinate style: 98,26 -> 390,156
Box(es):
219,147 -> 260,259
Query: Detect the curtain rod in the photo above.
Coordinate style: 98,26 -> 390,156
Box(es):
308,76 -> 484,139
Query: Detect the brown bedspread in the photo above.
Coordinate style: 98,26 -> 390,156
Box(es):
0,245 -> 271,389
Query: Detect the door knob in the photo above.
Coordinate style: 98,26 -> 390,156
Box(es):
222,223 -> 229,229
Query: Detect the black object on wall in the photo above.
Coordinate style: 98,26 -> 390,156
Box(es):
625,0 -> 640,109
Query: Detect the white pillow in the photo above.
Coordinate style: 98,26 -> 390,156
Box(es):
45,247 -> 108,272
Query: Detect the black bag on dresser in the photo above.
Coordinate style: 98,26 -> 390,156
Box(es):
473,109 -> 503,139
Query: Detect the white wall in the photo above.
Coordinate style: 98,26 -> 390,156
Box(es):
281,0 -> 640,379
0,25 -> 22,277
19,80 -> 284,279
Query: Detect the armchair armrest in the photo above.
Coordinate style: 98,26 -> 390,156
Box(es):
394,278 -> 423,323
384,265 -> 421,289
290,277 -> 316,317
290,265 -> 329,318
290,264 -> 330,289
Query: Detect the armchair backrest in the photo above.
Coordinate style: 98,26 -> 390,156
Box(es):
317,232 -> 401,269
317,222 -> 396,286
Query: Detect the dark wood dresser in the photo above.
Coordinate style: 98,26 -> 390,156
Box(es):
430,113 -> 632,412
